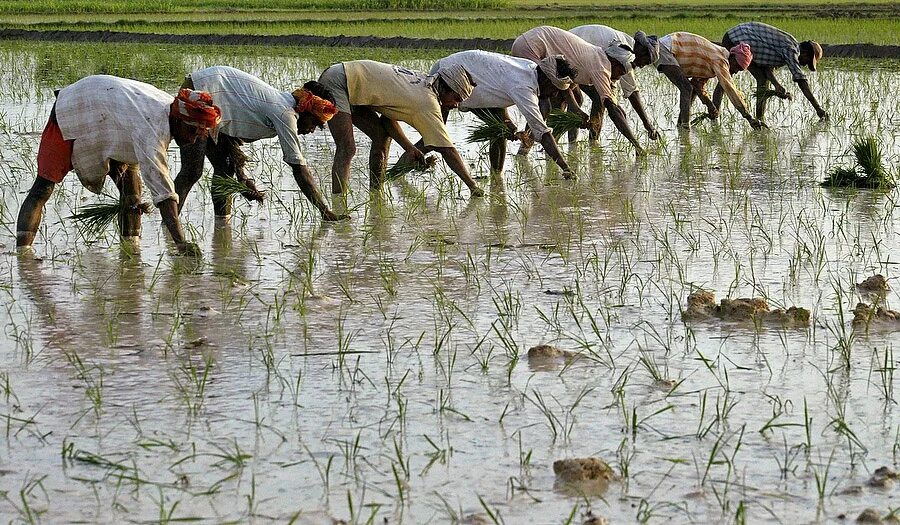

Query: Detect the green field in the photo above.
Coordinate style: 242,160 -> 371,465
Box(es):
0,0 -> 897,45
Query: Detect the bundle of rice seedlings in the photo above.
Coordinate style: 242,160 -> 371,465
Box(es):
385,155 -> 437,180
854,136 -> 888,180
211,176 -> 254,201
821,136 -> 894,189
70,199 -> 122,239
547,110 -> 585,138
467,109 -> 514,146
690,113 -> 710,126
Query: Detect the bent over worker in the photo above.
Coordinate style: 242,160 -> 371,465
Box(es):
718,22 -> 827,121
16,75 -> 220,255
656,32 -> 764,130
511,25 -> 645,155
318,60 -> 483,197
175,65 -> 345,221
421,50 -> 577,176
569,25 -> 662,141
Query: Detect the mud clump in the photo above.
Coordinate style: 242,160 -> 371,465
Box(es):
682,292 -> 810,327
857,274 -> 889,294
852,303 -> 900,330
867,466 -> 898,489
553,457 -> 616,483
582,511 -> 609,525
527,345 -> 579,371
856,509 -> 886,524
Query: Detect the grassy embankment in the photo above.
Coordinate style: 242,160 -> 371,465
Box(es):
0,0 -> 897,45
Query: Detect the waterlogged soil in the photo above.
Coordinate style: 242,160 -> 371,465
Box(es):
1,43 -> 899,523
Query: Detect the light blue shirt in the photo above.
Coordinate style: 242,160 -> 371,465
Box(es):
190,65 -> 306,165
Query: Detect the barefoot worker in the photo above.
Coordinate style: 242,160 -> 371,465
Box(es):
174,66 -> 345,221
16,75 -> 220,255
656,32 -> 764,130
569,25 -> 662,141
317,60 -> 483,197
719,22 -> 827,121
511,25 -> 645,156
413,50 -> 577,177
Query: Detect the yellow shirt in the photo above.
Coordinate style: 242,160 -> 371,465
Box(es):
344,60 -> 453,148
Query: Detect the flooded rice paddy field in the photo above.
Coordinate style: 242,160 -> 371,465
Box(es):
0,42 -> 899,523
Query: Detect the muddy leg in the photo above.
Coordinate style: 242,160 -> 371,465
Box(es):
482,108 -> 508,173
109,160 -> 142,239
174,135 -> 207,214
327,112 -> 356,194
566,86 -> 585,143
16,177 -> 56,247
204,136 -> 235,217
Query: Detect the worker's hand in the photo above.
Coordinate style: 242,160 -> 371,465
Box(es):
238,178 -> 266,203
176,242 -> 202,257
321,209 -> 350,222
777,90 -> 793,101
561,169 -> 576,180
646,127 -> 660,141
707,108 -> 720,121
469,186 -> 485,198
405,146 -> 427,167
748,117 -> 768,130
817,109 -> 830,121
635,145 -> 647,157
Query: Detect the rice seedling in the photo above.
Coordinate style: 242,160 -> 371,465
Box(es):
821,136 -> 894,189
547,110 -> 585,139
210,176 -> 261,202
69,198 -> 123,239
467,109 -> 514,146
384,155 -> 437,180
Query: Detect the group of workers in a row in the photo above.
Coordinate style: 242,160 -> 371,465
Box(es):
15,22 -> 826,255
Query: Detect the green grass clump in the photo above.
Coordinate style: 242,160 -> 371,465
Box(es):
821,136 -> 894,189
384,156 -> 436,180
467,109 -> 514,146
210,176 -> 253,200
70,200 -> 122,238
547,110 -> 585,139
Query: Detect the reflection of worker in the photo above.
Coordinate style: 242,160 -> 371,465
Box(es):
511,25 -> 645,156
423,50 -> 577,176
16,75 -> 220,255
317,60 -> 483,196
656,32 -> 764,130
175,66 -> 346,221
718,22 -> 827,121
569,25 -> 662,142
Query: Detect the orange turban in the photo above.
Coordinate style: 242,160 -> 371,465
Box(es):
729,43 -> 753,71
171,89 -> 222,129
292,88 -> 338,123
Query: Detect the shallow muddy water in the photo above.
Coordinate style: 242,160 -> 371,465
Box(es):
1,43 -> 899,523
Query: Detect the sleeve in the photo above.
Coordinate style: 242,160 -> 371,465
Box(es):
783,48 -> 808,81
411,109 -> 454,148
272,108 -> 307,166
714,60 -> 749,114
511,88 -> 551,140
133,131 -> 178,205
617,70 -> 638,99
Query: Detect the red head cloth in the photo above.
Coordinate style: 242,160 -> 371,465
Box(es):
292,88 -> 338,122
171,89 -> 222,129
729,42 -> 753,71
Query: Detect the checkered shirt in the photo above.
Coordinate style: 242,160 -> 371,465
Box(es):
724,22 -> 806,80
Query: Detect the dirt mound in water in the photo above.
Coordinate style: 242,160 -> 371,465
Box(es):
857,274 -> 890,294
682,292 -> 810,327
527,344 -> 579,370
553,457 -> 616,483
867,466 -> 898,489
852,303 -> 900,330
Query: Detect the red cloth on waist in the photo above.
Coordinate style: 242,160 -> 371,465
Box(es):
36,111 -> 73,183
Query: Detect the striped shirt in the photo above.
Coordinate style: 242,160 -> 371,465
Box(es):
56,75 -> 177,205
511,26 -> 615,102
190,66 -> 307,166
724,22 -> 806,80
660,32 -> 749,114
569,25 -> 639,99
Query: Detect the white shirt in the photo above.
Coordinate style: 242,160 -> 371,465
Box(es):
431,50 -> 550,139
56,75 -> 177,205
570,25 -> 639,99
189,66 -> 307,166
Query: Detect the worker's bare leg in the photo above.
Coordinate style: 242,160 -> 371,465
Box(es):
16,177 -> 56,247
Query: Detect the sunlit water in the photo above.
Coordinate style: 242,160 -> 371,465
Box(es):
1,42 -> 899,523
